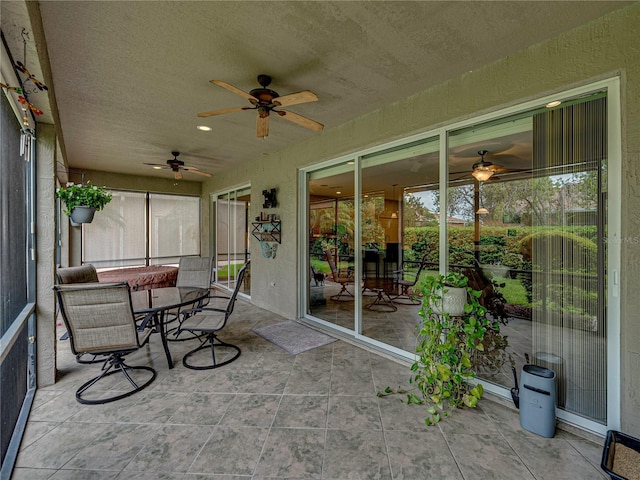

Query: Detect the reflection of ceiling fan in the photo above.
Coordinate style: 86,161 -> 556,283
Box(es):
144,151 -> 212,180
452,150 -> 528,183
197,74 -> 324,138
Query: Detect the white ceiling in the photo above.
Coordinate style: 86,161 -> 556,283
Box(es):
1,1 -> 630,183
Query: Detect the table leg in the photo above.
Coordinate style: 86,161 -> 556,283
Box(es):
155,311 -> 174,369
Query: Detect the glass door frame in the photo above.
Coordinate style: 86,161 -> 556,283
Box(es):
211,184 -> 251,298
299,77 -> 621,434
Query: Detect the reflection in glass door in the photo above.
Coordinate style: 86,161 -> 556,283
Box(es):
215,186 -> 250,295
302,86 -> 615,431
360,138 -> 440,349
307,162 -> 355,329
446,93 -> 609,425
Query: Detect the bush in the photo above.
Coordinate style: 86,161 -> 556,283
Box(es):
519,230 -> 597,272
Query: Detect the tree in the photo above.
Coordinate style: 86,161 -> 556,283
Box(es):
403,193 -> 437,228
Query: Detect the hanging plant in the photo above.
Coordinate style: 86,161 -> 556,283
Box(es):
56,182 -> 112,217
379,272 -> 498,425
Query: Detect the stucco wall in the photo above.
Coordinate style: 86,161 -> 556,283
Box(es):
202,4 -> 640,434
36,124 -> 57,386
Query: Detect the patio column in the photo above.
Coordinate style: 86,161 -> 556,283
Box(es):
35,123 -> 57,386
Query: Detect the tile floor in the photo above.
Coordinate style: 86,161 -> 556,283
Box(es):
12,296 -> 608,479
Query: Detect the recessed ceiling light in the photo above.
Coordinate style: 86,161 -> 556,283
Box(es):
545,100 -> 562,108
152,166 -> 162,170
336,191 -> 342,195
347,161 -> 354,165
197,125 -> 212,131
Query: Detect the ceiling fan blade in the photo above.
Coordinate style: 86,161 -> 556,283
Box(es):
144,162 -> 169,167
256,115 -> 269,138
197,106 -> 249,118
184,167 -> 212,177
211,80 -> 258,103
272,90 -> 318,107
492,165 -> 529,173
276,109 -> 324,132
174,170 -> 183,180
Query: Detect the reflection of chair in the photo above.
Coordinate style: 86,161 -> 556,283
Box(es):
324,249 -> 354,301
460,259 -> 509,323
180,261 -> 249,370
391,253 -> 429,305
53,282 -> 156,404
383,242 -> 402,277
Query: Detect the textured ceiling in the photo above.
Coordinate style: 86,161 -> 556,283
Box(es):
1,1 -> 629,183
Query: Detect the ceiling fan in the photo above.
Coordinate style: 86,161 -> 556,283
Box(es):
144,151 -> 212,180
452,150 -> 529,183
197,74 -> 324,138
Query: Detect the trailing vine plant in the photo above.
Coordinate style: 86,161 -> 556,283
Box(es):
379,272 -> 499,425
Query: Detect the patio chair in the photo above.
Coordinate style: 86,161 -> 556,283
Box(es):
56,264 -> 101,362
391,253 -> 430,305
169,256 -> 213,339
324,249 -> 355,301
53,282 -> 156,404
176,256 -> 213,288
179,261 -> 249,370
56,264 -> 99,284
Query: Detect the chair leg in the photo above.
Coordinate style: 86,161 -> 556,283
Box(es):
75,353 -> 103,364
76,354 -> 156,405
182,333 -> 241,370
390,284 -> 422,305
330,283 -> 355,302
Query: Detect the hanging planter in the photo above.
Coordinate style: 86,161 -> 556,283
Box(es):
432,285 -> 468,316
70,206 -> 96,224
56,182 -> 112,224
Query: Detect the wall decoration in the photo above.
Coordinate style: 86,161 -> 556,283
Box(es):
262,188 -> 277,208
259,241 -> 278,259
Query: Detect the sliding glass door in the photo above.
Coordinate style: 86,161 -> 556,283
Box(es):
302,81 -> 618,431
214,186 -> 250,295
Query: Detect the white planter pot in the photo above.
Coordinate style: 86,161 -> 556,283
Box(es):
432,286 -> 467,316
70,206 -> 96,224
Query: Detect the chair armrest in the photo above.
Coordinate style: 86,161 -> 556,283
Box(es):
208,295 -> 231,300
180,306 -> 227,317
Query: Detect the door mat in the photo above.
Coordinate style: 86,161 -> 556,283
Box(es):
252,320 -> 336,355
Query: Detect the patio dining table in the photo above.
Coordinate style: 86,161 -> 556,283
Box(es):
97,265 -> 178,291
131,286 -> 209,369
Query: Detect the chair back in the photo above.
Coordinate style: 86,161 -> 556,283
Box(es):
53,282 -> 141,355
176,257 -> 212,288
323,250 -> 339,280
56,264 -> 98,284
225,261 -> 249,318
414,253 -> 430,276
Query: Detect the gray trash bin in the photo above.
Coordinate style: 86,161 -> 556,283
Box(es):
534,351 -> 565,408
519,364 -> 556,438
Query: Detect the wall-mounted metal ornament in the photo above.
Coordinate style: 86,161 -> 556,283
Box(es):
262,188 -> 277,208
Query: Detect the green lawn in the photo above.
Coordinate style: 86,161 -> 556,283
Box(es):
310,260 -> 530,306
492,275 -> 529,305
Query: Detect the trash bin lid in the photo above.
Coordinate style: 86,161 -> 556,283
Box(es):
534,352 -> 564,364
523,364 -> 555,378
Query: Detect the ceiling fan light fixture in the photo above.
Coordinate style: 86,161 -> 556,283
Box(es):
471,166 -> 494,182
471,150 -> 494,182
